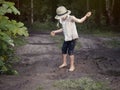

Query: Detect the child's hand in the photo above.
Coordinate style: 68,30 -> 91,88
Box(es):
86,12 -> 92,17
50,31 -> 55,37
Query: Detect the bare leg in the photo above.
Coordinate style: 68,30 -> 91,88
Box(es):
59,54 -> 67,68
69,55 -> 75,71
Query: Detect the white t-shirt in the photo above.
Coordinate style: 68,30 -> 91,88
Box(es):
59,15 -> 79,41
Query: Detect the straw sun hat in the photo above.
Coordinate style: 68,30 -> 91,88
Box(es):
55,6 -> 71,19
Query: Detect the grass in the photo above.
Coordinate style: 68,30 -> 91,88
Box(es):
30,22 -> 120,50
53,77 -> 110,90
104,39 -> 120,48
36,86 -> 43,90
29,21 -> 120,37
77,24 -> 120,37
30,21 -> 57,33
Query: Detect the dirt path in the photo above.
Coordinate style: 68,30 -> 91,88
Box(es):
0,33 -> 120,90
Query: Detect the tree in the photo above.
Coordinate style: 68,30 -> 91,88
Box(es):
31,0 -> 33,24
86,0 -> 90,11
112,0 -> 120,25
105,0 -> 114,25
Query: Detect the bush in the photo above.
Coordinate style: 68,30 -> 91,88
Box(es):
0,0 -> 29,74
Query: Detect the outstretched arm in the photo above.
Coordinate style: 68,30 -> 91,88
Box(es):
72,12 -> 92,23
50,28 -> 63,36
53,28 -> 63,33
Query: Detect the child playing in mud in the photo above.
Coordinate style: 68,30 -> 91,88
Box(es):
50,6 -> 91,71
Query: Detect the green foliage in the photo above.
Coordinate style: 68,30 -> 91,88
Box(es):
17,0 -> 120,27
31,21 -> 57,32
36,86 -> 43,90
0,1 -> 20,15
0,0 -> 29,74
54,77 -> 110,90
104,39 -> 120,48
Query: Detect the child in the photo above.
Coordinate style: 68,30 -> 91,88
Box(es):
50,6 -> 91,71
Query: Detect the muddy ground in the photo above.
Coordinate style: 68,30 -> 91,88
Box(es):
0,33 -> 120,90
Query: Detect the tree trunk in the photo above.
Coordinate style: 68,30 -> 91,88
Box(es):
112,0 -> 120,25
94,0 -> 101,25
105,0 -> 113,25
31,0 -> 34,24
86,0 -> 89,11
111,0 -> 115,11
17,0 -> 20,10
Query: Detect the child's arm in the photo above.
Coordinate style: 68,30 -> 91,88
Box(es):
72,12 -> 92,23
50,28 -> 63,36
53,28 -> 63,33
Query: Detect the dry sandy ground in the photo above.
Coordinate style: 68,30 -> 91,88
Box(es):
0,33 -> 120,90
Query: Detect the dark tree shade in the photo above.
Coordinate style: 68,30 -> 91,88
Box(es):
8,0 -> 120,26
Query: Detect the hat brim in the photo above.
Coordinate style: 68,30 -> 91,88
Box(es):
55,10 -> 71,20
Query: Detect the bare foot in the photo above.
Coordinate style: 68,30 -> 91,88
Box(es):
69,66 -> 75,72
59,64 -> 67,68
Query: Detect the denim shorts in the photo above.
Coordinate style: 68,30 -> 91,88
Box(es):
62,39 -> 76,55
